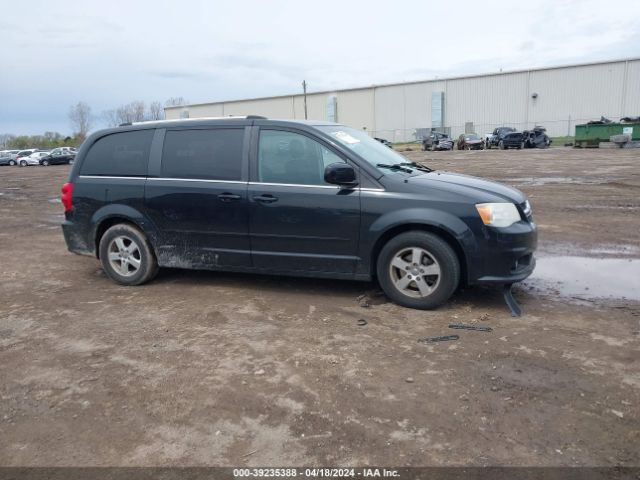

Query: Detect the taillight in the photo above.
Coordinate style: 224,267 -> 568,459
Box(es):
61,182 -> 73,212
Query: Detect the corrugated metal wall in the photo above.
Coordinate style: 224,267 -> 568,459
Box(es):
165,58 -> 640,140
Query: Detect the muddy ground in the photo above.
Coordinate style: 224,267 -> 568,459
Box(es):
0,147 -> 638,467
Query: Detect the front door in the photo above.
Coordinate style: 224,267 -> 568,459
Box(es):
248,128 -> 360,274
144,127 -> 251,268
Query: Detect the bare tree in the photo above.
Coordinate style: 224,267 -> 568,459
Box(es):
148,101 -> 165,120
68,101 -> 92,141
0,133 -> 15,148
114,101 -> 146,124
165,97 -> 187,107
102,109 -> 119,128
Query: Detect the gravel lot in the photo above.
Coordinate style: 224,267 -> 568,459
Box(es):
0,147 -> 638,467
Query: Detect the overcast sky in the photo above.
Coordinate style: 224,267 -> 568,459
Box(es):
1,0 -> 639,135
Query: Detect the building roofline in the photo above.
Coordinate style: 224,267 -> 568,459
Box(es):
165,56 -> 640,111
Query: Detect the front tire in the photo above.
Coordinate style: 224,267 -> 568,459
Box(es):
19,160 -> 27,167
41,159 -> 49,166
499,141 -> 505,150
99,224 -> 159,286
8,160 -> 15,166
377,231 -> 460,310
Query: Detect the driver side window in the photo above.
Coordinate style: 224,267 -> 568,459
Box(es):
258,130 -> 345,186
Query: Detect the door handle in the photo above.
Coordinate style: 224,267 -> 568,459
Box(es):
252,194 -> 278,204
218,192 -> 241,202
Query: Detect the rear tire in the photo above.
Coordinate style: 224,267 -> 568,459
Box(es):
377,231 -> 460,310
98,224 -> 159,286
42,159 -> 49,166
8,160 -> 15,166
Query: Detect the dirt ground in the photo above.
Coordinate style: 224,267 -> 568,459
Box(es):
0,147 -> 638,467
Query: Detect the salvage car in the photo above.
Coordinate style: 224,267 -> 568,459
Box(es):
457,133 -> 484,150
0,150 -> 20,166
40,147 -> 76,165
487,127 -> 516,149
423,132 -> 453,151
16,149 -> 41,166
522,127 -> 551,148
498,132 -> 524,149
61,117 -> 537,310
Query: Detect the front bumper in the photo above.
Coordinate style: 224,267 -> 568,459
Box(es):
471,221 -> 537,285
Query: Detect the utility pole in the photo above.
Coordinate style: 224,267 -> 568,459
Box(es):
302,80 -> 308,120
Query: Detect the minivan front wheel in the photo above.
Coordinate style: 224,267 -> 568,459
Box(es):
99,224 -> 158,286
377,231 -> 460,309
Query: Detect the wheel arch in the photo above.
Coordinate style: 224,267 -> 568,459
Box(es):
370,222 -> 470,286
90,207 -> 158,260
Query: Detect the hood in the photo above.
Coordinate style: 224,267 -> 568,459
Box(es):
404,171 -> 526,203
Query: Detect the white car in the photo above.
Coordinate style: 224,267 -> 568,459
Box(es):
17,151 -> 50,167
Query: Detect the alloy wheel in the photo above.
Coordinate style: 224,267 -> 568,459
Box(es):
107,235 -> 142,277
389,247 -> 441,298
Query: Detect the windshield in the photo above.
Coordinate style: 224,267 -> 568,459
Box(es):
465,134 -> 480,141
316,125 -> 416,172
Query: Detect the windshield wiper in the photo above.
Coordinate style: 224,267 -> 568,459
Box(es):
398,161 -> 433,172
376,163 -> 414,173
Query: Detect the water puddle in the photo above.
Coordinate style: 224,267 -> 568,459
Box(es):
526,256 -> 640,301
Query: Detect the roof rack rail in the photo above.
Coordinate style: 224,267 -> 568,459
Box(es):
246,115 -> 267,119
119,122 -> 132,126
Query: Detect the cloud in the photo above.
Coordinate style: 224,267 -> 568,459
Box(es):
0,0 -> 639,135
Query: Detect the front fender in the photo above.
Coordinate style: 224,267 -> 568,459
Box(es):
361,208 -> 479,280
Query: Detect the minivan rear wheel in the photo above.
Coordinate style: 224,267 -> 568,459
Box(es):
377,231 -> 460,310
99,224 -> 159,286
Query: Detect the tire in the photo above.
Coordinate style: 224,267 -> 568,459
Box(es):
98,223 -> 159,286
19,160 -> 27,167
499,141 -> 505,150
518,143 -> 523,149
41,159 -> 49,166
376,231 -> 460,310
8,160 -> 15,166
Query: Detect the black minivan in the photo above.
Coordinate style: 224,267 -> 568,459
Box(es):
61,117 -> 537,310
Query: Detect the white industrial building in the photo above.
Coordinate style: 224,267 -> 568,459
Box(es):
165,57 -> 640,141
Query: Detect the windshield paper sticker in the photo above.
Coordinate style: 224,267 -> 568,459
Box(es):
335,131 -> 360,144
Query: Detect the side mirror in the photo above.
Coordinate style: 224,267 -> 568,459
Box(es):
324,162 -> 358,187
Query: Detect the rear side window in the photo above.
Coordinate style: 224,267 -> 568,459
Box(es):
81,130 -> 153,176
161,129 -> 243,181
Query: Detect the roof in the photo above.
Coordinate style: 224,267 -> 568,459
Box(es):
165,56 -> 640,111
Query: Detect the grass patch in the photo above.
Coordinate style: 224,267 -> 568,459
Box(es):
550,136 -> 575,146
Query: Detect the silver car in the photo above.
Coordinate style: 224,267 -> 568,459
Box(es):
0,150 -> 21,166
17,151 -> 50,167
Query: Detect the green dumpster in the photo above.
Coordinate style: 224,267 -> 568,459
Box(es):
575,122 -> 640,147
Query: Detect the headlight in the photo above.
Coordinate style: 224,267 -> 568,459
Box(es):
475,203 -> 521,228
